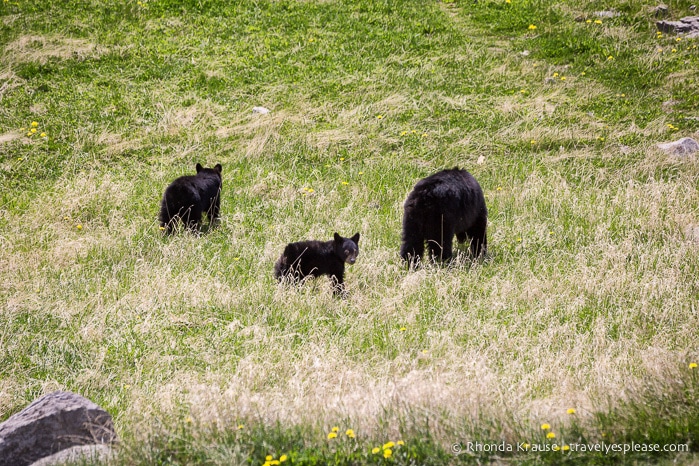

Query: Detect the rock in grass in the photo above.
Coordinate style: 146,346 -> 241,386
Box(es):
657,137 -> 699,156
656,15 -> 699,37
0,391 -> 117,466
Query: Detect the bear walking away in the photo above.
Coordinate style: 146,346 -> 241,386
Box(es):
400,167 -> 487,264
159,163 -> 222,234
274,232 -> 360,296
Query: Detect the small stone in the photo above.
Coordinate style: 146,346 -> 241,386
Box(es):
594,10 -> 620,18
657,137 -> 699,156
252,106 -> 270,114
653,5 -> 670,17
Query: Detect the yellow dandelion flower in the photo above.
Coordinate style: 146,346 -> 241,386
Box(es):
372,447 -> 380,454
383,442 -> 395,450
400,327 -> 407,331
266,456 -> 273,461
159,226 -> 166,231
658,48 -> 663,52
383,449 -> 392,458
528,24 -> 537,30
31,121 -> 39,127
270,461 -> 280,466
411,129 -> 417,134
358,171 -> 364,175
594,19 -> 602,24
607,55 -> 614,60
327,432 -> 337,439
676,37 -> 682,42
553,72 -> 559,77
690,362 -> 698,369
522,443 -> 530,450
345,429 -> 355,438
422,133 -> 427,137
376,115 -> 384,120
581,71 -> 586,76
341,181 -> 349,185
233,257 -> 240,261
497,186 -> 502,191
520,89 -> 527,94
672,48 -> 677,53
530,140 -> 536,144
279,455 -> 288,463
184,416 -> 193,423
339,157 -> 345,161
397,440 -> 405,446
237,424 -> 244,430
560,76 -> 566,81
586,19 -> 592,23
563,445 -> 570,451
567,408 -> 576,414
506,0 -> 511,3
401,130 -> 407,136
547,432 -> 556,439
421,349 -> 428,354
553,445 -> 560,451
76,224 -> 83,230
30,128 -> 37,133
332,426 -> 339,433
541,423 -> 551,430
123,384 -> 131,389
40,132 -> 47,137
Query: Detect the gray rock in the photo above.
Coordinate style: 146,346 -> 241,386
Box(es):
0,391 -> 117,466
30,444 -> 115,466
653,5 -> 670,17
595,10 -> 620,18
656,15 -> 699,37
657,137 -> 699,156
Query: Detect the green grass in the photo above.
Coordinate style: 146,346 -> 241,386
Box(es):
1,0 -> 699,464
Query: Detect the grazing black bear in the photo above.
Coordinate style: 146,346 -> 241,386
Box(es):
400,167 -> 487,264
159,163 -> 222,233
274,232 -> 360,296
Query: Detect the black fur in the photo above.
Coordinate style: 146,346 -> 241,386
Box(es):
400,167 -> 487,263
159,163 -> 222,233
274,232 -> 360,296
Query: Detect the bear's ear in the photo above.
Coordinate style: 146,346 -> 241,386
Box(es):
333,232 -> 342,243
351,233 -> 360,244
196,163 -> 203,173
214,163 -> 222,173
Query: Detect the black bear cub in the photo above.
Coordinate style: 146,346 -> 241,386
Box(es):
159,163 -> 222,234
400,167 -> 487,264
274,232 -> 360,296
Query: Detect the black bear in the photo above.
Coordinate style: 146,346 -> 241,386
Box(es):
274,232 -> 360,296
400,167 -> 487,264
159,163 -> 222,233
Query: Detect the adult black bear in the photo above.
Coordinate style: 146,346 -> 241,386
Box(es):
159,163 -> 222,233
274,232 -> 360,296
400,168 -> 487,264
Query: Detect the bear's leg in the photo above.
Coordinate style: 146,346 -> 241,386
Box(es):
207,192 -> 221,227
330,274 -> 347,298
426,219 -> 454,261
184,206 -> 203,232
400,215 -> 425,264
466,216 -> 487,257
456,231 -> 468,243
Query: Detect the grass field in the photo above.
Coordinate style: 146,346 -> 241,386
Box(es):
1,0 -> 699,464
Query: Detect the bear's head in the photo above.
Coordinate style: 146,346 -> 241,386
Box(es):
195,163 -> 223,177
333,232 -> 360,264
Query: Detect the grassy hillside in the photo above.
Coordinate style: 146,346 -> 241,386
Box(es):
1,0 -> 699,464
